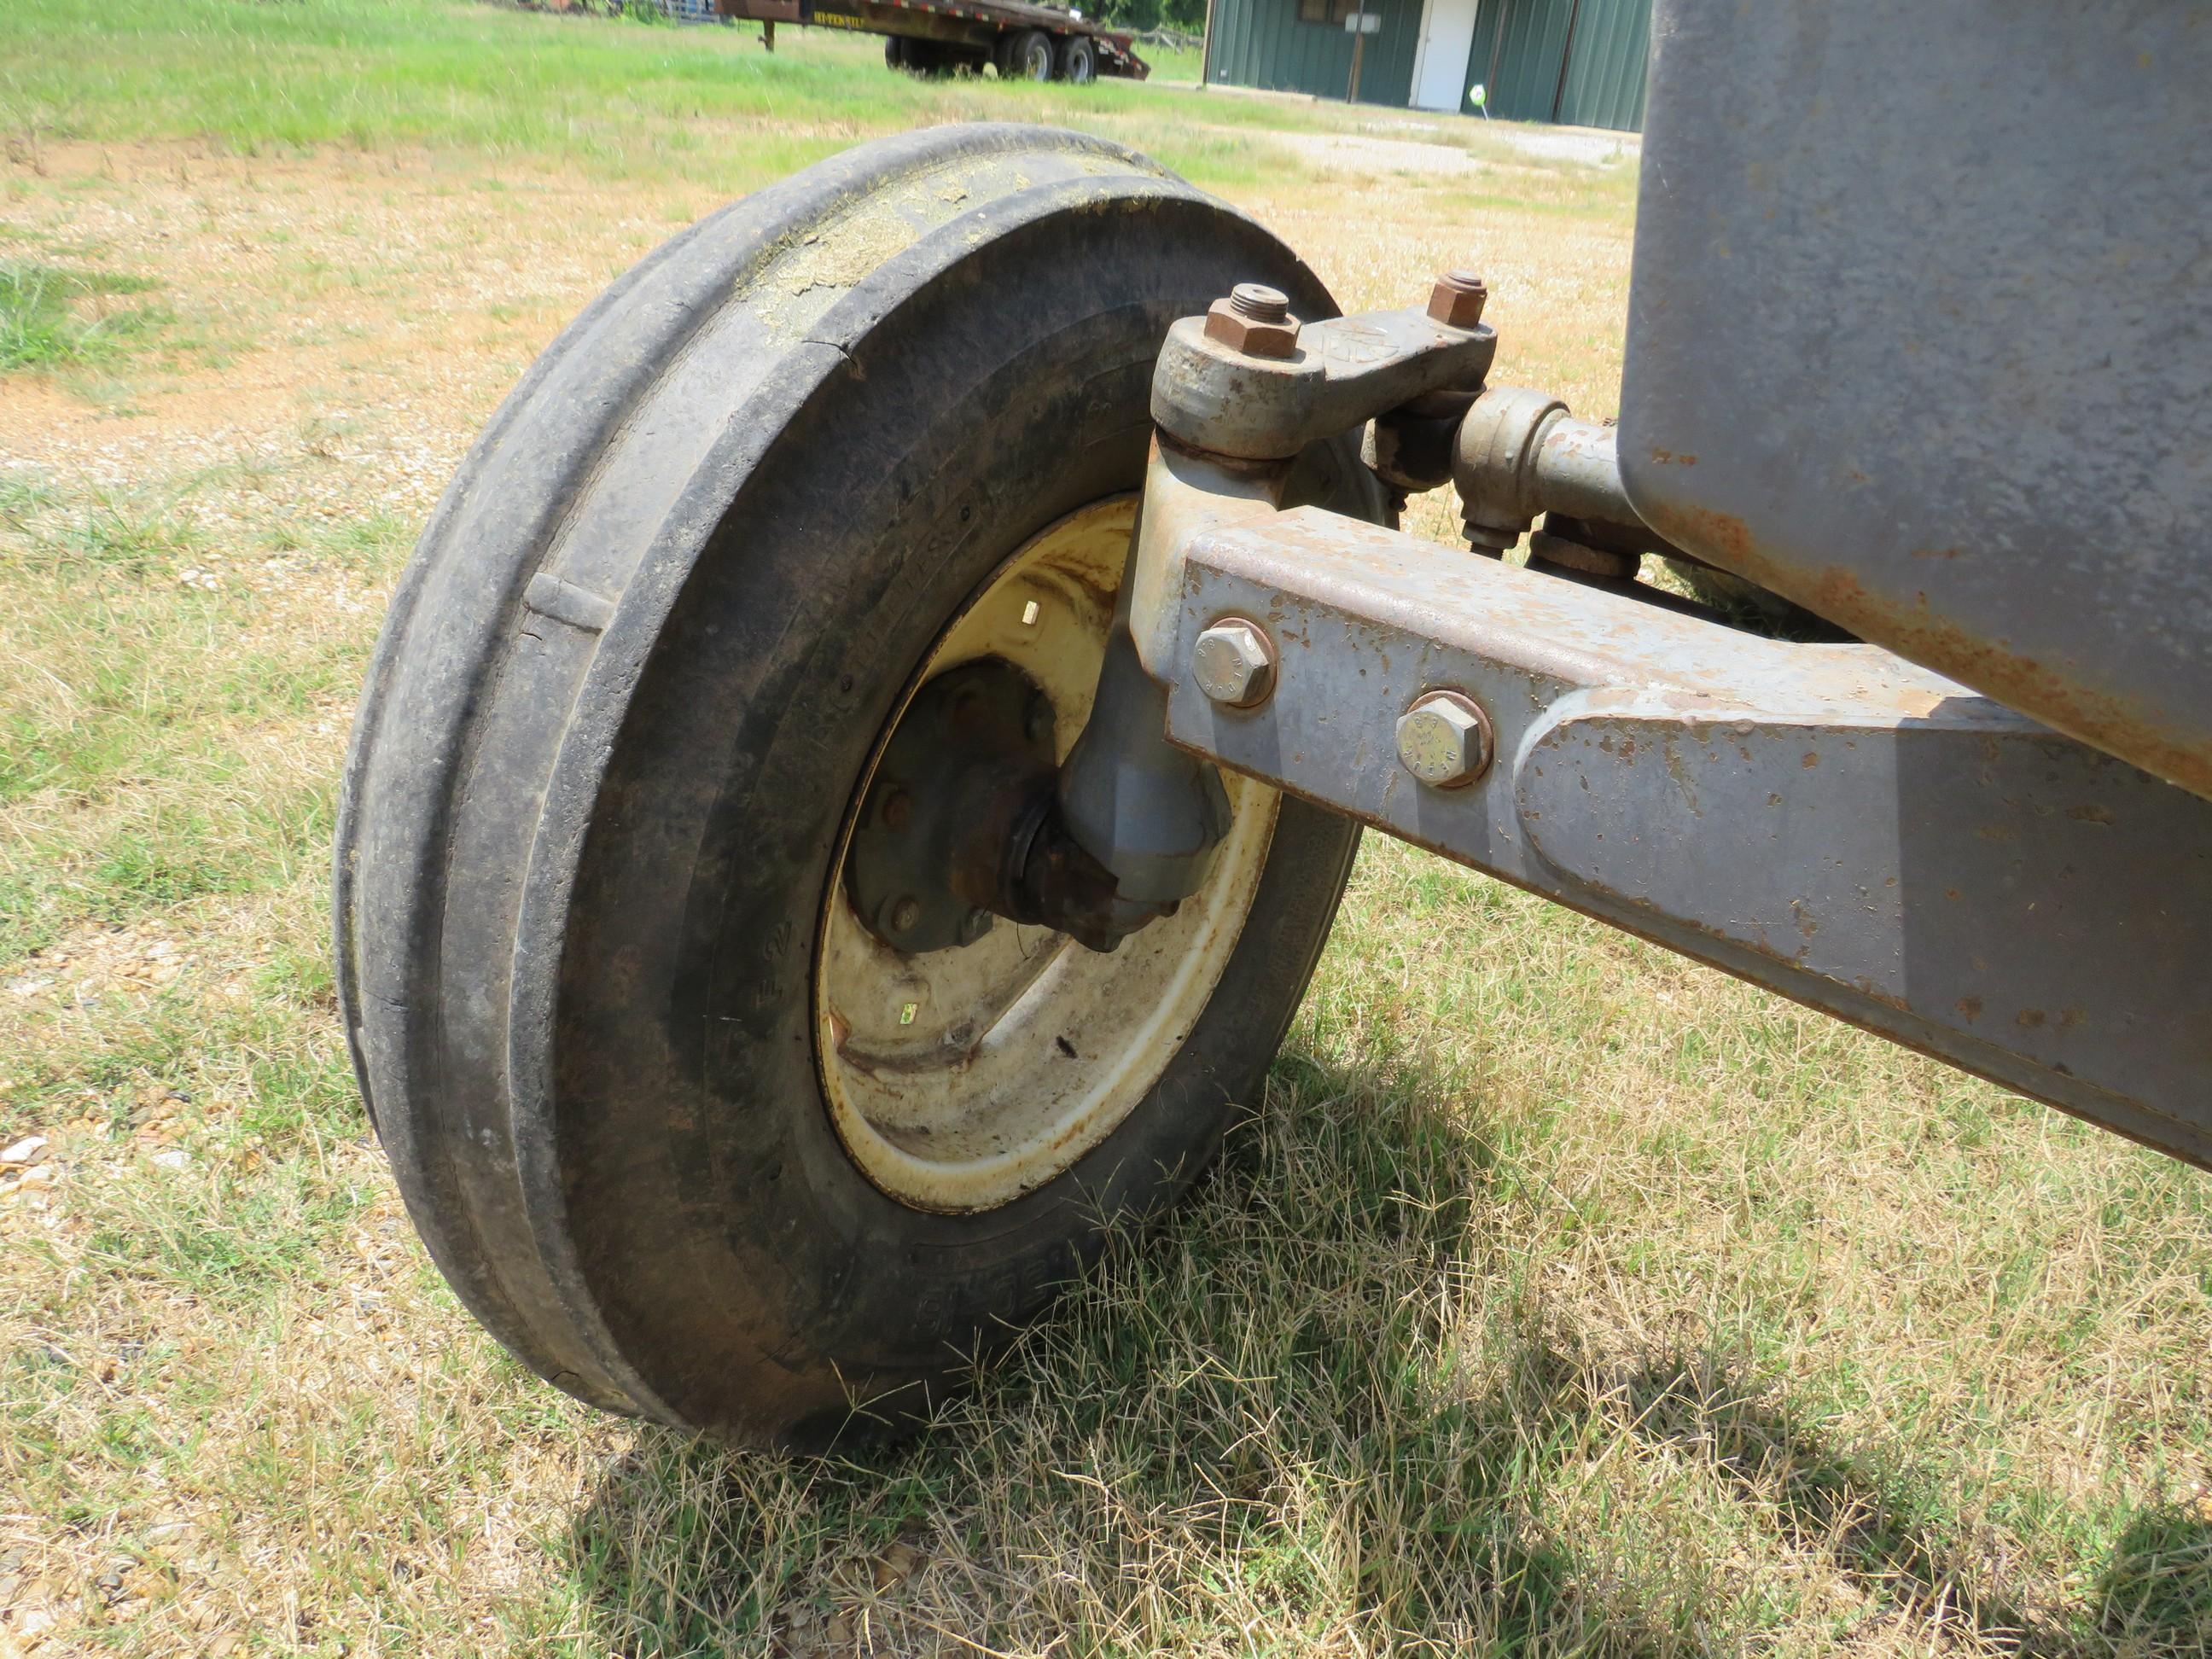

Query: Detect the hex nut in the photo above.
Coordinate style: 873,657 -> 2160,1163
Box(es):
1202,296 -> 1301,360
1191,617 -> 1278,708
1428,270 -> 1488,330
1395,691 -> 1493,788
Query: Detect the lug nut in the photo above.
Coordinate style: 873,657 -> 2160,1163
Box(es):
1203,284 -> 1301,359
1395,690 -> 1493,788
1428,269 -> 1488,330
1191,616 -> 1278,708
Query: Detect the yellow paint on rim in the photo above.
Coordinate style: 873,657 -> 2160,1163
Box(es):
812,496 -> 1279,1214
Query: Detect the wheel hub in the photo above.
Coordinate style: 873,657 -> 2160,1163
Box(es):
844,658 -> 1055,955
813,498 -> 1282,1214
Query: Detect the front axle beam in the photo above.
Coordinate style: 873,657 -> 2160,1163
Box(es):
1126,444 -> 2212,1170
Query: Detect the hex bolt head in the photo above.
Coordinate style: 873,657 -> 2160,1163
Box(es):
1428,269 -> 1489,330
1203,285 -> 1301,359
1395,691 -> 1493,788
887,895 -> 923,933
958,907 -> 995,946
1191,617 -> 1278,708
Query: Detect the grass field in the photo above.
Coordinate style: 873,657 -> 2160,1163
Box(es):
1,3 -> 2206,1656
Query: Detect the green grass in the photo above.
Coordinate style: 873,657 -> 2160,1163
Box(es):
1138,42 -> 1207,83
0,0 -> 1636,200
0,0 -> 1378,193
0,260 -> 168,374
0,472 -> 371,965
0,3 -> 2203,1656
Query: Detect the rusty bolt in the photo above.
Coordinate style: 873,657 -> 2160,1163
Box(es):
888,895 -> 923,933
1395,690 -> 1493,788
1428,269 -> 1488,330
1203,282 -> 1301,359
1191,616 -> 1277,708
1230,282 -> 1289,323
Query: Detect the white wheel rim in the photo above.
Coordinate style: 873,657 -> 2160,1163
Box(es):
813,497 -> 1279,1214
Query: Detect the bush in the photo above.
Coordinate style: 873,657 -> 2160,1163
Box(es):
1093,0 -> 1206,35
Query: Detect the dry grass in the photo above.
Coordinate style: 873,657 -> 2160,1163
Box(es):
0,13 -> 2207,1656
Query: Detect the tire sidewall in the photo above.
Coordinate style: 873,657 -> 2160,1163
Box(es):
548,204 -> 1360,1437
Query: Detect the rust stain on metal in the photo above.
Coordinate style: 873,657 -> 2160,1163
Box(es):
1661,735 -> 1701,815
1645,529 -> 2212,800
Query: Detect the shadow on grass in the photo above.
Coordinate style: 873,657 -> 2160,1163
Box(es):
1612,1363 -> 2211,1658
553,1039 -> 2207,1656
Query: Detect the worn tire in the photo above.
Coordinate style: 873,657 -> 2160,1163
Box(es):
1057,34 -> 1097,84
335,125 -> 1373,1447
1006,27 -> 1055,80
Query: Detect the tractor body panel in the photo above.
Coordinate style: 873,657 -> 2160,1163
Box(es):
1617,0 -> 2212,799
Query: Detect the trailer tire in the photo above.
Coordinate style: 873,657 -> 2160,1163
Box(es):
1057,34 -> 1097,84
336,124 -> 1380,1447
1006,27 -> 1055,80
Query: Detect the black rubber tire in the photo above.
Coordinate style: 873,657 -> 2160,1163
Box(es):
1007,27 -> 1054,80
884,35 -> 907,70
335,125 -> 1374,1446
1057,33 -> 1097,84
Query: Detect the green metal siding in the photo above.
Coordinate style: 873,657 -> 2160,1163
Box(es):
1207,0 -> 1420,108
1555,0 -> 1649,130
1464,0 -> 1648,130
1471,0 -> 1575,123
1203,0 -> 1644,127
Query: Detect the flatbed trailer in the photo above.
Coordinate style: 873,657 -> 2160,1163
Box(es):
717,0 -> 1148,81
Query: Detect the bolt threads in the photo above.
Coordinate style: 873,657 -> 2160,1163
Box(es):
1229,283 -> 1290,323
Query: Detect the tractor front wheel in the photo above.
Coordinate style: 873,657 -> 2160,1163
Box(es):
336,125 -> 1379,1445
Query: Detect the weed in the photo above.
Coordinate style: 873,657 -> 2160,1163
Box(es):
0,259 -> 167,375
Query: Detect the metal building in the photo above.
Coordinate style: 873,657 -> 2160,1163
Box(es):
1203,0 -> 1649,130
